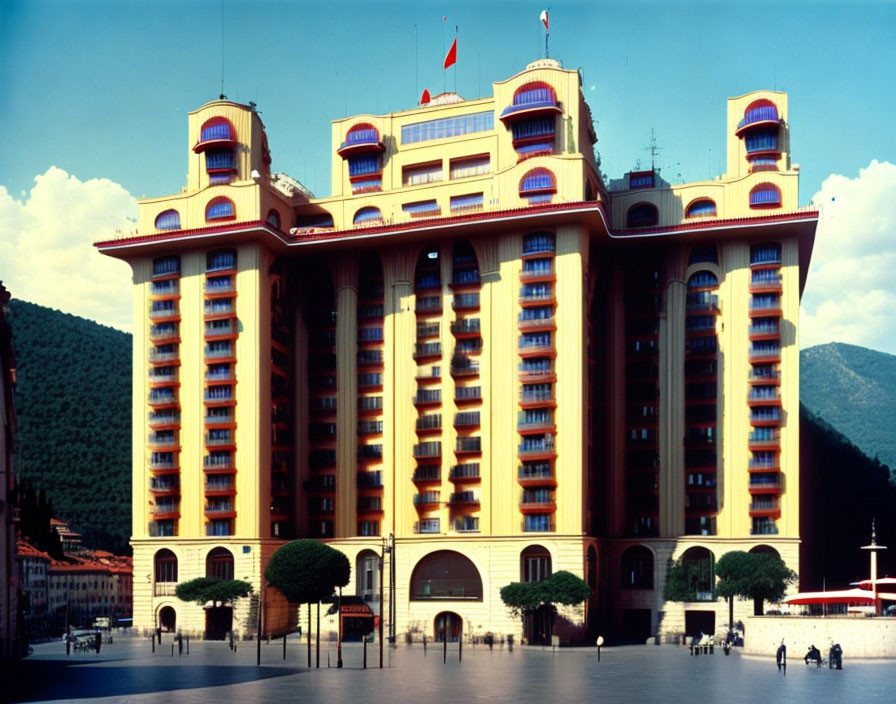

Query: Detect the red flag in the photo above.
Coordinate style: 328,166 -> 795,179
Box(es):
540,10 -> 549,31
443,37 -> 457,69
420,88 -> 431,105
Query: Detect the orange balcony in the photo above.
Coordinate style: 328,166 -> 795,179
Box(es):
518,316 -> 556,333
748,476 -> 782,494
748,500 -> 781,518
519,268 -> 555,284
519,500 -> 556,515
518,343 -> 556,359
517,468 -> 556,489
204,481 -> 236,497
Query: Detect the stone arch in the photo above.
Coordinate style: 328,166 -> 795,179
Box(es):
206,546 -> 234,581
157,604 -> 177,632
355,549 -> 380,605
621,545 -> 655,589
749,544 -> 781,559
154,548 -> 178,584
520,544 -> 552,582
409,550 -> 483,601
679,546 -> 716,601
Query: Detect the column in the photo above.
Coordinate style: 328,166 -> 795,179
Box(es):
334,256 -> 359,538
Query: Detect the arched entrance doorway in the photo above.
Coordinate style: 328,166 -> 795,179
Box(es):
159,605 -> 176,632
434,611 -> 463,642
204,547 -> 234,640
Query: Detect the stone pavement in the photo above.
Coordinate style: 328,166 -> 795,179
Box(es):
6,635 -> 895,703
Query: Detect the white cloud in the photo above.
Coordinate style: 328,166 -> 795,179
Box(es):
800,160 -> 896,355
0,167 -> 136,332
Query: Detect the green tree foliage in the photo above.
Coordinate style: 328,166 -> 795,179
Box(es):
7,300 -> 131,553
499,581 -> 541,618
715,551 -> 796,616
175,577 -> 252,606
265,540 -> 350,605
500,571 -> 591,616
11,479 -> 65,559
663,555 -> 715,603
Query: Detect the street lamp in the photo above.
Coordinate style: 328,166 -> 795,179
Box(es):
379,534 -> 390,668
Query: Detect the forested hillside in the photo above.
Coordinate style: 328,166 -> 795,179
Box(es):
801,342 -> 896,473
7,299 -> 131,553
800,404 -> 896,590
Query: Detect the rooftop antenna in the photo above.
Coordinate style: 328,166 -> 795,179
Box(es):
219,0 -> 224,99
643,128 -> 663,171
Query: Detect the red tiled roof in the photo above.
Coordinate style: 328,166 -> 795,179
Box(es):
16,540 -> 51,561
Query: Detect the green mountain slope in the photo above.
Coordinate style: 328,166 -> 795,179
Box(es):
800,342 -> 896,472
7,299 -> 131,552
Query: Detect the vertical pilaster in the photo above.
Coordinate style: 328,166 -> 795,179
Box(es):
383,250 -> 418,537
606,265 -> 626,537
659,256 -> 687,538
334,256 -> 359,538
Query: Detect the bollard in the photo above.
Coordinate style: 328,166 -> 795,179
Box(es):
283,634 -> 287,660
423,636 -> 427,655
443,636 -> 447,663
363,636 -> 368,669
186,636 -> 189,655
171,643 -> 174,657
459,636 -> 462,662
597,636 -> 604,663
151,635 -> 155,653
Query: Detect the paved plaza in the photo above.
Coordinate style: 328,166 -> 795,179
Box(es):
6,635 -> 895,703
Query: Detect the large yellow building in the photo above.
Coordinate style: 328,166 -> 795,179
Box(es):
97,58 -> 817,643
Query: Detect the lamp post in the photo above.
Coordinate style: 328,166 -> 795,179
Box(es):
388,532 -> 395,645
861,519 -> 887,617
379,534 -> 391,668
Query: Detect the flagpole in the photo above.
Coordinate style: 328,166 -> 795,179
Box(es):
442,16 -> 447,94
415,24 -> 418,103
454,25 -> 458,93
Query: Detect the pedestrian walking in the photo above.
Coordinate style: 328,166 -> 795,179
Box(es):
776,640 -> 786,670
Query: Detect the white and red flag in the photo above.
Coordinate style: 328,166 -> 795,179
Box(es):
540,10 -> 549,31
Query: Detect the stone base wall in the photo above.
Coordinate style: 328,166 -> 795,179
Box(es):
744,615 -> 896,659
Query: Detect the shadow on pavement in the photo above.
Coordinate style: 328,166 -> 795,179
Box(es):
6,660 -> 302,703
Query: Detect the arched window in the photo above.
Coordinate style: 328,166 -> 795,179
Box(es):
353,207 -> 383,226
512,82 -> 557,107
356,549 -> 380,602
519,168 -> 556,203
199,117 -> 235,145
206,547 -> 234,581
749,544 -> 781,559
750,242 -> 781,266
294,212 -> 335,230
207,249 -> 237,272
686,199 -> 717,219
410,550 -> 483,601
680,546 -> 715,601
687,271 -> 719,290
621,546 -> 654,589
737,99 -> 779,132
626,203 -> 659,228
749,184 -> 781,209
206,197 -> 236,222
153,255 -> 180,278
343,123 -> 380,147
452,241 -> 479,286
688,244 -> 718,265
521,545 -> 552,582
154,548 -> 178,584
523,231 -> 555,255
155,210 -> 181,231
266,209 -> 281,229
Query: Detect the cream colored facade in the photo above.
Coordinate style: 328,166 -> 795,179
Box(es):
99,59 -> 817,643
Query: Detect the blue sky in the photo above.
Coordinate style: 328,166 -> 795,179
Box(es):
1,1 -> 895,352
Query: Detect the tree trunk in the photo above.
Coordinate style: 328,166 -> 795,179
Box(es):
315,602 -> 320,668
728,596 -> 734,633
753,597 -> 764,616
307,603 -> 312,667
